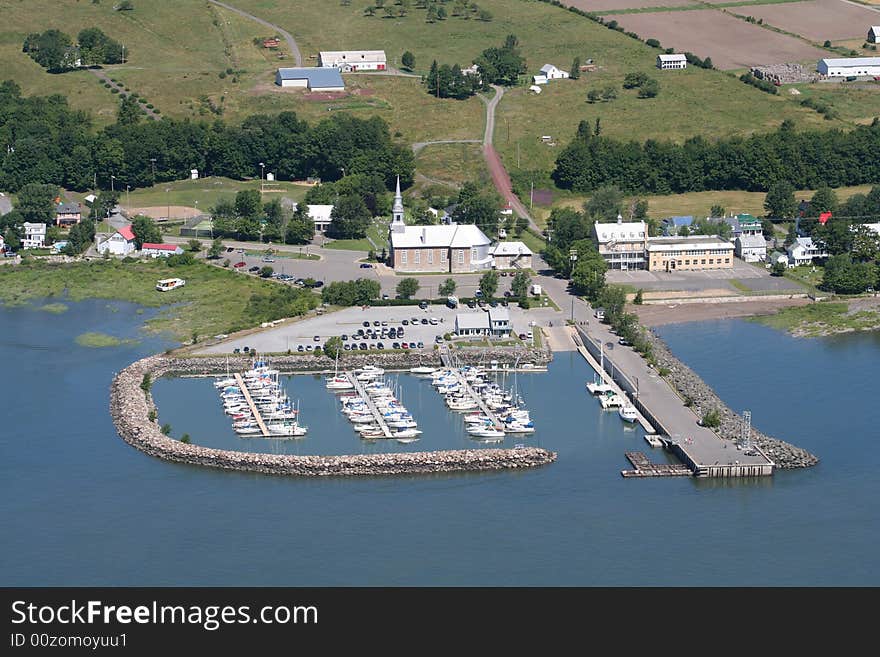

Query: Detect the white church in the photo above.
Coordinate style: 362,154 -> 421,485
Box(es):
388,178 -> 493,273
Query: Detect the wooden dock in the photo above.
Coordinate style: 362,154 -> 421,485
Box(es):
233,373 -> 270,437
621,452 -> 692,478
344,371 -> 393,438
439,345 -> 501,425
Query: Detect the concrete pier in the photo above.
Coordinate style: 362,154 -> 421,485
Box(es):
575,326 -> 774,478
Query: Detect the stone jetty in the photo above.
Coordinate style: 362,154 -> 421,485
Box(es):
109,355 -> 557,478
645,330 -> 819,469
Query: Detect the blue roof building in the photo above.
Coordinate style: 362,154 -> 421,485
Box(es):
661,215 -> 694,236
275,67 -> 345,91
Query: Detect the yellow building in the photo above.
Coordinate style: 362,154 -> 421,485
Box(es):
646,236 -> 734,272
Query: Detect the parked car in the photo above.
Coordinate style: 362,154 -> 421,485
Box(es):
363,321 -> 370,327
262,256 -> 275,263
360,342 -> 368,350
341,334 -> 349,341
401,342 -> 410,349
373,321 -> 381,327
226,247 -> 235,252
474,290 -> 483,298
420,318 -> 429,325
429,318 -> 439,325
381,321 -> 388,326
248,266 -> 260,272
418,301 -> 428,309
305,345 -> 313,352
313,335 -> 321,341
467,300 -> 477,309
392,342 -> 401,349
503,291 -> 511,297
518,333 -> 528,340
618,337 -> 631,346
233,261 -> 247,268
343,344 -> 351,351
435,335 -> 444,343
416,341 -> 424,349
312,280 -> 324,288
402,320 -> 409,325
297,345 -> 304,352
294,278 -> 305,286
500,271 -> 508,277
359,263 -> 372,268
526,331 -> 533,340
377,342 -> 385,350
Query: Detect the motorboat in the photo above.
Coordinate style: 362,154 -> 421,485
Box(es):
586,379 -> 615,395
387,418 -> 418,429
618,404 -> 638,423
395,437 -> 420,444
410,366 -> 437,376
599,393 -> 626,409
391,428 -> 422,439
468,425 -> 505,439
267,422 -> 308,437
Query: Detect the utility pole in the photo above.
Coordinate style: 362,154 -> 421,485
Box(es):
166,188 -> 170,222
149,157 -> 156,181
110,175 -> 115,194
259,162 -> 265,194
529,181 -> 533,211
570,297 -> 574,323
126,184 -> 130,212
517,141 -> 520,168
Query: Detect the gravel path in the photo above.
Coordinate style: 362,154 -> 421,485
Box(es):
207,0 -> 302,66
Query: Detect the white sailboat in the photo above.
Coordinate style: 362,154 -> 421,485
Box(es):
326,351 -> 354,390
587,342 -> 615,395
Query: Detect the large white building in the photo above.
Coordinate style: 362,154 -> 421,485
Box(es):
490,241 -> 533,270
593,218 -> 648,270
22,222 -> 46,249
96,224 -> 136,256
290,203 -> 335,232
787,237 -> 828,267
388,178 -> 493,273
868,26 -> 880,44
657,54 -> 687,70
275,67 -> 345,91
318,50 -> 386,71
817,57 -> 880,77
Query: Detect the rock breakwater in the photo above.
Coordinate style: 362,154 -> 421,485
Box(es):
645,330 -> 819,469
110,355 -> 557,477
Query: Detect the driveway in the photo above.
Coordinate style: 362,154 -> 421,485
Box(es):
606,260 -> 806,293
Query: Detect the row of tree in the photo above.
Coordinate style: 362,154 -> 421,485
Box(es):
553,118 -> 880,195
0,81 -> 415,194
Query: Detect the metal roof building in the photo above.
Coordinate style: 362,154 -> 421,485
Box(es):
275,67 -> 345,91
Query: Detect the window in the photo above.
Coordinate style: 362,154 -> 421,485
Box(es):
440,249 -> 447,262
708,258 -> 713,265
428,250 -> 434,264
724,258 -> 730,264
401,250 -> 407,264
414,250 -> 420,264
685,260 -> 690,266
701,259 -> 706,265
458,250 -> 464,264
472,247 -> 478,260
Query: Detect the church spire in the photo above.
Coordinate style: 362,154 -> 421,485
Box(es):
391,175 -> 405,231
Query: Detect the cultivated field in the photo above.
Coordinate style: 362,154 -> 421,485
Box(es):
602,10 -> 828,69
730,0 -> 880,42
565,0 -> 698,10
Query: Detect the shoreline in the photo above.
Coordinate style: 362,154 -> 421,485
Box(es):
633,298 -> 812,327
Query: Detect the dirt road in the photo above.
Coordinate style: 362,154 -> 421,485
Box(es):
208,0 -> 302,66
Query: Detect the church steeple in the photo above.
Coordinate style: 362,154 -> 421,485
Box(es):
391,175 -> 405,233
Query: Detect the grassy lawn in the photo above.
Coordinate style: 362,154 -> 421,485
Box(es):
0,258 -> 316,341
324,218 -> 390,253
322,237 -> 373,252
415,143 -> 490,188
784,264 -> 824,291
752,300 -> 880,336
787,82 -> 880,126
514,229 -> 547,255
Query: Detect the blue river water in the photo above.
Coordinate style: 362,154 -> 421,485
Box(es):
2,301 -> 878,585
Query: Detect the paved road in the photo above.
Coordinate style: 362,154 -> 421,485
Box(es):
208,0 -> 302,66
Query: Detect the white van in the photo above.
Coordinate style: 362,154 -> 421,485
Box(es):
594,308 -> 605,321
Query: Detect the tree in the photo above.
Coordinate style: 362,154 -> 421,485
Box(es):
396,277 -> 420,299
131,215 -> 161,249
810,186 -> 838,215
710,204 -> 725,218
771,260 -> 787,277
439,278 -> 457,296
637,78 -> 659,98
208,238 -> 224,258
584,185 -> 624,221
623,72 -> 648,89
478,9 -> 492,21
633,289 -> 644,305
401,50 -> 415,71
601,85 -> 617,101
284,215 -> 315,244
679,224 -> 691,237
260,265 -> 274,278
511,270 -> 531,299
784,224 -> 798,248
587,89 -> 601,103
570,249 -> 608,302
701,409 -> 721,429
116,0 -> 134,10
234,189 -> 262,220
821,254 -> 875,294
90,190 -> 120,222
764,181 -> 796,219
570,57 -> 581,80
479,269 -> 499,300
328,194 -> 371,238
597,284 -> 627,324
323,336 -> 343,359
364,6 -> 376,16
15,183 -> 58,223
116,95 -> 142,126
187,239 -> 202,252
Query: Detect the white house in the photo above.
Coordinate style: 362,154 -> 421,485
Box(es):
455,312 -> 490,336
290,203 -> 335,232
787,237 -> 828,267
275,67 -> 345,91
22,222 -> 47,249
817,57 -> 880,77
532,74 -> 548,85
539,64 -> 569,80
593,218 -> 648,270
735,233 -> 767,263
657,54 -> 687,70
864,222 -> 880,237
490,241 -> 533,270
318,50 -> 386,71
488,307 -> 512,337
868,26 -> 880,44
141,243 -> 184,258
96,224 -> 136,256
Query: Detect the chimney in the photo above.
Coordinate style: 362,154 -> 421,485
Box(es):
421,227 -> 426,243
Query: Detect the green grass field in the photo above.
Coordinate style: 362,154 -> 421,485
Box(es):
415,143 -> 489,188
752,301 -> 880,336
0,258 -> 310,340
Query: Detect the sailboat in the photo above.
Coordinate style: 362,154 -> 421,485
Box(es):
587,341 -> 615,395
325,351 -> 353,390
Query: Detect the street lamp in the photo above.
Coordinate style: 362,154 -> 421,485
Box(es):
259,162 -> 265,193
165,188 -> 171,222
110,175 -> 115,193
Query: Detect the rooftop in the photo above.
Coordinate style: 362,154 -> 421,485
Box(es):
117,225 -> 135,241
658,53 -> 686,61
390,223 -> 491,249
593,221 -> 647,243
142,243 -> 180,251
276,67 -> 344,87
491,241 -> 533,256
647,235 -> 733,251
455,312 -> 489,330
819,57 -> 880,67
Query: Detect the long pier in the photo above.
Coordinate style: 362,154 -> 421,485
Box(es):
344,371 -> 393,438
233,373 -> 270,437
575,326 -> 774,478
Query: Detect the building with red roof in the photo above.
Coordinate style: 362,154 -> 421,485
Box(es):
96,224 -> 136,256
141,243 -> 184,258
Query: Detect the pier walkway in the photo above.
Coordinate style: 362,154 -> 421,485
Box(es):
575,326 -> 774,478
621,452 -> 692,478
344,371 -> 392,438
233,373 -> 270,437
439,345 -> 501,425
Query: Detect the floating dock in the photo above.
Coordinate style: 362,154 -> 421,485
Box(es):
344,371 -> 393,438
575,344 -> 653,433
621,452 -> 692,478
233,373 -> 270,437
440,345 -> 502,425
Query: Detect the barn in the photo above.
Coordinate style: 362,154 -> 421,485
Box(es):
869,26 -> 880,44
318,50 -> 386,72
817,57 -> 880,77
274,67 -> 345,91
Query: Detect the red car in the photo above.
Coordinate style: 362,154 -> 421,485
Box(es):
233,261 -> 246,268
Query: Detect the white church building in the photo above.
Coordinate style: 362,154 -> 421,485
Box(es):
388,178 -> 493,273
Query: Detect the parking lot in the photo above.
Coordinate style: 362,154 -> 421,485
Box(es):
197,303 -> 548,355
605,260 -> 806,293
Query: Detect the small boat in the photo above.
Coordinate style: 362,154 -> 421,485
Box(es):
618,404 -> 638,423
325,376 -> 354,390
395,437 -> 420,444
504,422 -> 535,434
391,428 -> 423,439
599,393 -> 625,409
410,366 -> 437,375
267,422 -> 308,437
468,425 -> 505,439
586,379 -> 615,395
